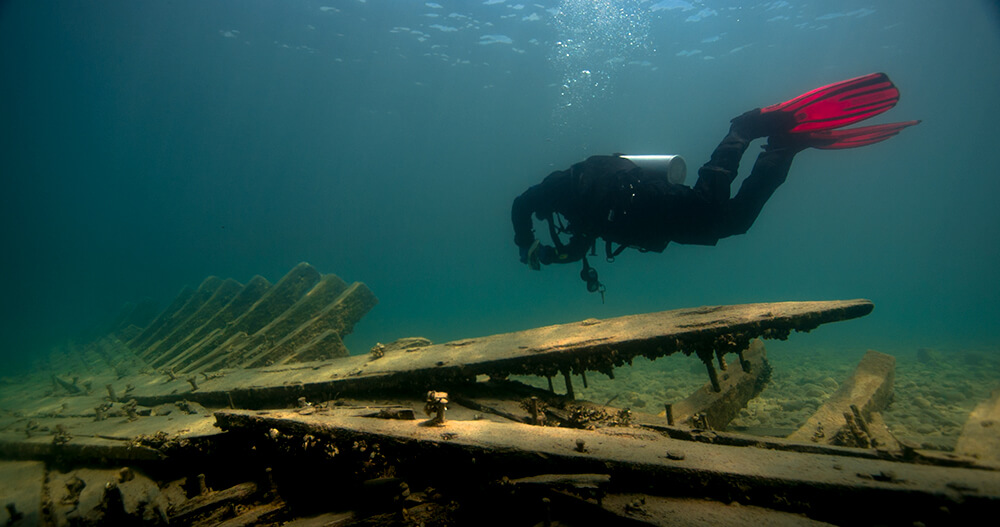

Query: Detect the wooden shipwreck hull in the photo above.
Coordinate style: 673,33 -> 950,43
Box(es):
1,263 -> 997,527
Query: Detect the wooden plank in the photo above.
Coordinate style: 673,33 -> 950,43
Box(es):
598,493 -> 835,526
227,275 -> 350,368
127,285 -> 195,350
243,282 -> 378,368
788,350 -> 895,446
954,388 -> 1000,467
0,411 -> 220,463
176,263 -> 323,372
127,299 -> 873,407
669,338 -> 771,429
213,408 -> 999,526
137,276 -> 225,360
159,275 -> 273,372
276,329 -> 349,365
0,461 -> 44,527
145,278 -> 245,367
224,263 -> 322,339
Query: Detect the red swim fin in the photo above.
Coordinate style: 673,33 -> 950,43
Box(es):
761,73 -> 901,134
805,120 -> 921,149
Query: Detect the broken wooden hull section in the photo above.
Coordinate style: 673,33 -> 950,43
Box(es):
1,264 -> 996,526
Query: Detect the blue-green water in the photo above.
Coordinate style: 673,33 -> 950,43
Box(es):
2,1 -> 999,374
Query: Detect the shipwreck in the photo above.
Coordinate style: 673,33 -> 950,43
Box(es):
0,262 -> 997,526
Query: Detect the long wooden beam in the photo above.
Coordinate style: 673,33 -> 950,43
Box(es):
788,350 -> 895,446
128,299 -> 873,407
213,406 -> 998,526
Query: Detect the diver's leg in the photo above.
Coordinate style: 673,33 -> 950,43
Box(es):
693,110 -> 772,203
716,145 -> 797,237
676,111 -> 795,244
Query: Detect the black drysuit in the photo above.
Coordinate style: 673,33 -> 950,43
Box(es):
511,120 -> 797,264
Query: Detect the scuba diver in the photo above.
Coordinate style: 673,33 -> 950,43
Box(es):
511,72 -> 919,300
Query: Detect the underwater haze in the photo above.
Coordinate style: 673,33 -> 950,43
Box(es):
1,0 -> 999,373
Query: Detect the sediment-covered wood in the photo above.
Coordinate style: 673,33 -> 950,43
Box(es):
181,263 -> 323,371
955,388 -> 1000,467
230,275 -> 350,368
127,285 -> 195,351
157,275 -> 273,372
0,461 -> 44,527
244,282 -> 378,368
213,408 -> 999,526
127,300 -> 873,407
137,277 -> 225,361
788,350 -> 895,446
276,329 -> 348,365
669,338 -> 772,429
145,278 -> 244,367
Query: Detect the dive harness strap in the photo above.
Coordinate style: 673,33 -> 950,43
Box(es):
580,256 -> 606,304
605,239 -> 628,262
545,212 -> 607,302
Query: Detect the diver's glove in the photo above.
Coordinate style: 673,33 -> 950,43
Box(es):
519,240 -> 555,270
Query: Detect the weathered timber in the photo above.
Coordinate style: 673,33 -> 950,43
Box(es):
144,278 -> 244,367
170,481 -> 258,524
788,350 -> 895,446
507,473 -> 610,508
226,275 -> 350,368
0,434 -> 165,463
597,493 -> 835,527
668,338 -> 771,429
275,329 -> 348,365
107,297 -> 159,336
214,408 -> 1000,526
127,285 -> 195,351
225,263 -> 322,339
127,300 -> 872,408
0,461 -> 44,527
136,277 -> 225,361
210,501 -> 287,527
0,410 -> 219,463
247,282 -> 378,368
180,263 -> 323,371
112,264 -> 376,376
864,411 -> 902,453
157,275 -> 273,372
955,388 -> 1000,467
47,467 -> 170,524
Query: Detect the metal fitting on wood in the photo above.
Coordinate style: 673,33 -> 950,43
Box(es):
424,391 -> 448,425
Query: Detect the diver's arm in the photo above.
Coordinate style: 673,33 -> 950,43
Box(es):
511,185 -> 543,250
512,170 -> 568,250
694,109 -> 798,199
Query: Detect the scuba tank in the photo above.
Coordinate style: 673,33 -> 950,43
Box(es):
620,154 -> 687,185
